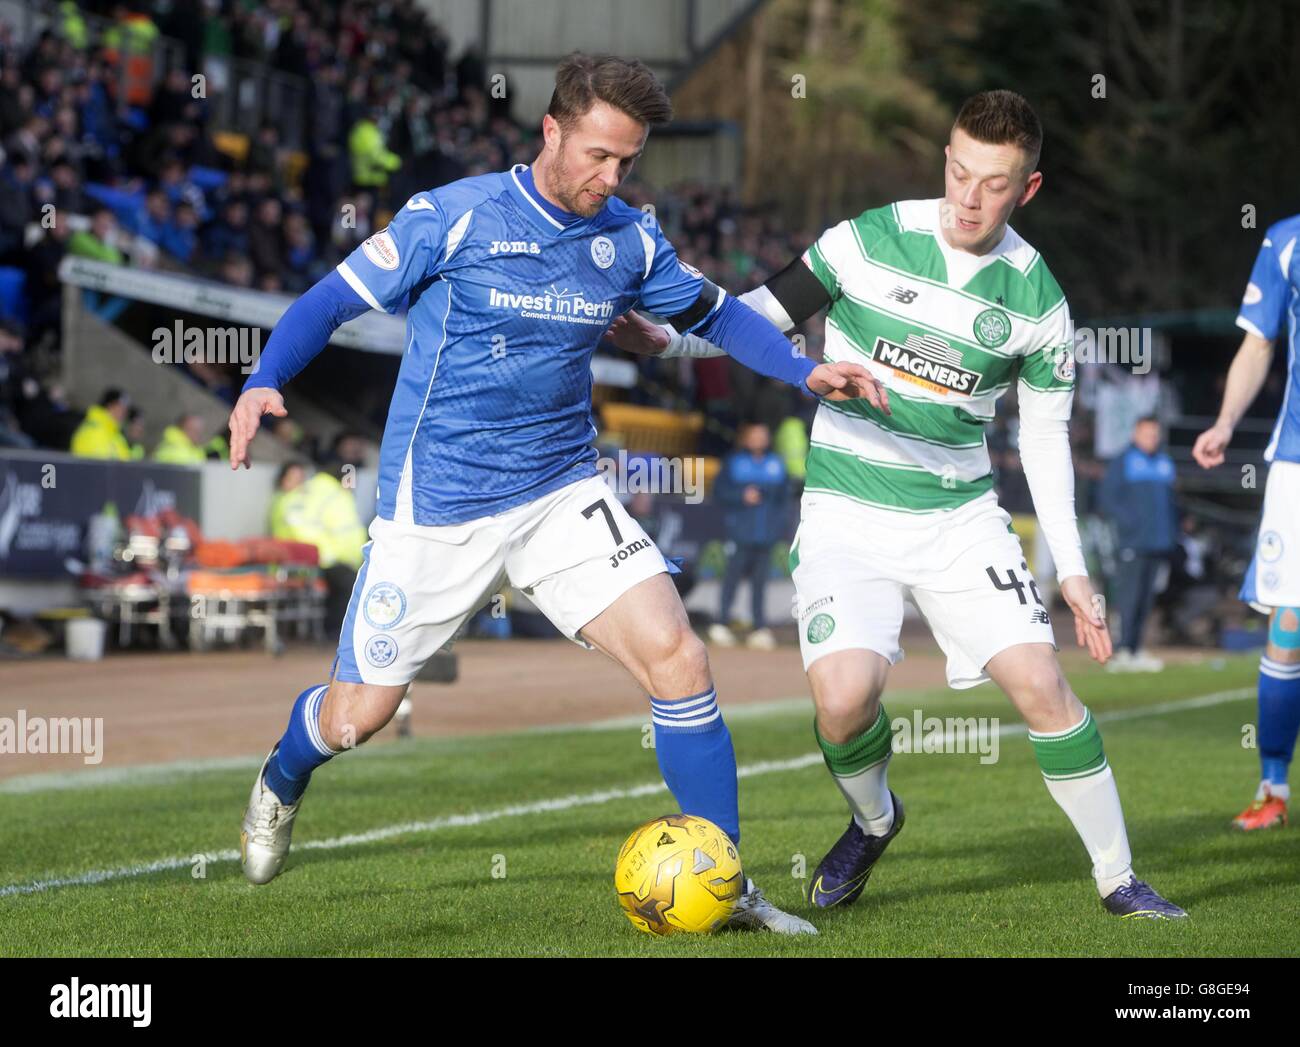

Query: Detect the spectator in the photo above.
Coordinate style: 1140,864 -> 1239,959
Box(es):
246,120 -> 284,188
709,422 -> 789,651
132,186 -> 173,245
1156,514 -> 1222,646
202,199 -> 250,261
160,201 -> 200,264
124,405 -> 145,458
269,460 -> 367,633
348,106 -> 401,196
153,412 -> 208,465
68,206 -> 125,265
0,156 -> 36,261
0,325 -> 36,448
1099,415 -> 1179,672
68,206 -> 129,321
35,156 -> 86,214
773,411 -> 810,494
70,387 -> 132,460
23,207 -> 71,347
248,196 -> 284,278
12,371 -> 78,450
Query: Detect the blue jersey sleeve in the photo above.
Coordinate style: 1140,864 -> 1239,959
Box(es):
243,269 -> 371,391
1237,224 -> 1296,341
630,215 -> 815,392
336,193 -> 450,314
634,218 -> 713,325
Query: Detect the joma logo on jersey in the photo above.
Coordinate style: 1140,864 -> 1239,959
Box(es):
609,537 -> 652,568
871,334 -> 981,396
488,240 -> 540,255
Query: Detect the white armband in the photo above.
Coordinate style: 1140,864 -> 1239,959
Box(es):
658,285 -> 796,359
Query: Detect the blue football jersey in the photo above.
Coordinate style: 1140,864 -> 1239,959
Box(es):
1237,214 -> 1300,463
336,165 -> 718,525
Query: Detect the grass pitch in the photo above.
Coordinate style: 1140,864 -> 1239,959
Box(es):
2,654 -> 1296,957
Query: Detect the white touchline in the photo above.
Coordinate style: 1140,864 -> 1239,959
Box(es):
0,688 -> 1252,898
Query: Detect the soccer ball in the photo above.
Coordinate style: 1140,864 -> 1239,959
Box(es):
614,814 -> 743,936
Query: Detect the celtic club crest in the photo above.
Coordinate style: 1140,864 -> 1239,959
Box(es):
973,307 -> 1011,348
806,613 -> 836,644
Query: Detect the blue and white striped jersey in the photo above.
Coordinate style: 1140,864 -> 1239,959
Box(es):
338,164 -> 717,525
1237,214 -> 1300,463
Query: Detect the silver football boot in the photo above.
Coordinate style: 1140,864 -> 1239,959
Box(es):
240,747 -> 301,884
728,878 -> 819,934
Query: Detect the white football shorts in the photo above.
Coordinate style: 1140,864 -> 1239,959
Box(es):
334,475 -> 670,686
791,490 -> 1058,689
1240,459 -> 1300,611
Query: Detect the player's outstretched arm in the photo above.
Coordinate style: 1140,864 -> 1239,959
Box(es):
693,293 -> 889,411
1192,331 -> 1273,469
617,256 -> 834,360
228,269 -> 371,468
1014,339 -> 1106,660
1019,410 -> 1109,663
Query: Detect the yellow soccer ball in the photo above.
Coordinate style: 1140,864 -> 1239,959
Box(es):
614,814 -> 743,936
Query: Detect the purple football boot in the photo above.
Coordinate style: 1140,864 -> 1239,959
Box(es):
807,791 -> 905,908
1101,876 -> 1188,920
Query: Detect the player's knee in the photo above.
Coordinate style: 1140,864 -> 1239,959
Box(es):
1022,663 -> 1067,702
811,662 -> 884,741
642,624 -> 710,694
815,687 -> 882,740
668,629 -> 711,684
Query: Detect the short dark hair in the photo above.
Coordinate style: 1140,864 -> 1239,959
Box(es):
953,90 -> 1042,171
1136,414 -> 1161,427
547,52 -> 672,131
99,387 -> 126,408
276,460 -> 306,487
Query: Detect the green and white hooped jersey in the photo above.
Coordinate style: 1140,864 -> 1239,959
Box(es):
802,198 -> 1075,515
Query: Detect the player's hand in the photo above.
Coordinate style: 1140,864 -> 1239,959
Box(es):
1060,575 -> 1112,665
807,361 -> 891,414
227,387 -> 287,470
1192,421 -> 1233,469
605,310 -> 671,356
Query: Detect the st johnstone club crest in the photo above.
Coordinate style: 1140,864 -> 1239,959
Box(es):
590,235 -> 616,270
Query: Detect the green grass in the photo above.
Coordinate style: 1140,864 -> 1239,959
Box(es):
2,654 -> 1297,956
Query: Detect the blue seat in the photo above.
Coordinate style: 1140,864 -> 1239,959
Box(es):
188,165 -> 229,192
0,267 -> 28,325
84,182 -> 146,226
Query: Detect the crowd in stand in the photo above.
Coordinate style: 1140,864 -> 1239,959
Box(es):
0,1 -> 1042,545
0,1 -> 825,459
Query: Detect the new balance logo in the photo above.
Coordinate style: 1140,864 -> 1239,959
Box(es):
887,286 -> 919,304
1030,608 -> 1050,625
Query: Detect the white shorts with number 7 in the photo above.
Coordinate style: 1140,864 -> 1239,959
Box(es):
791,490 -> 1058,689
334,475 -> 668,686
